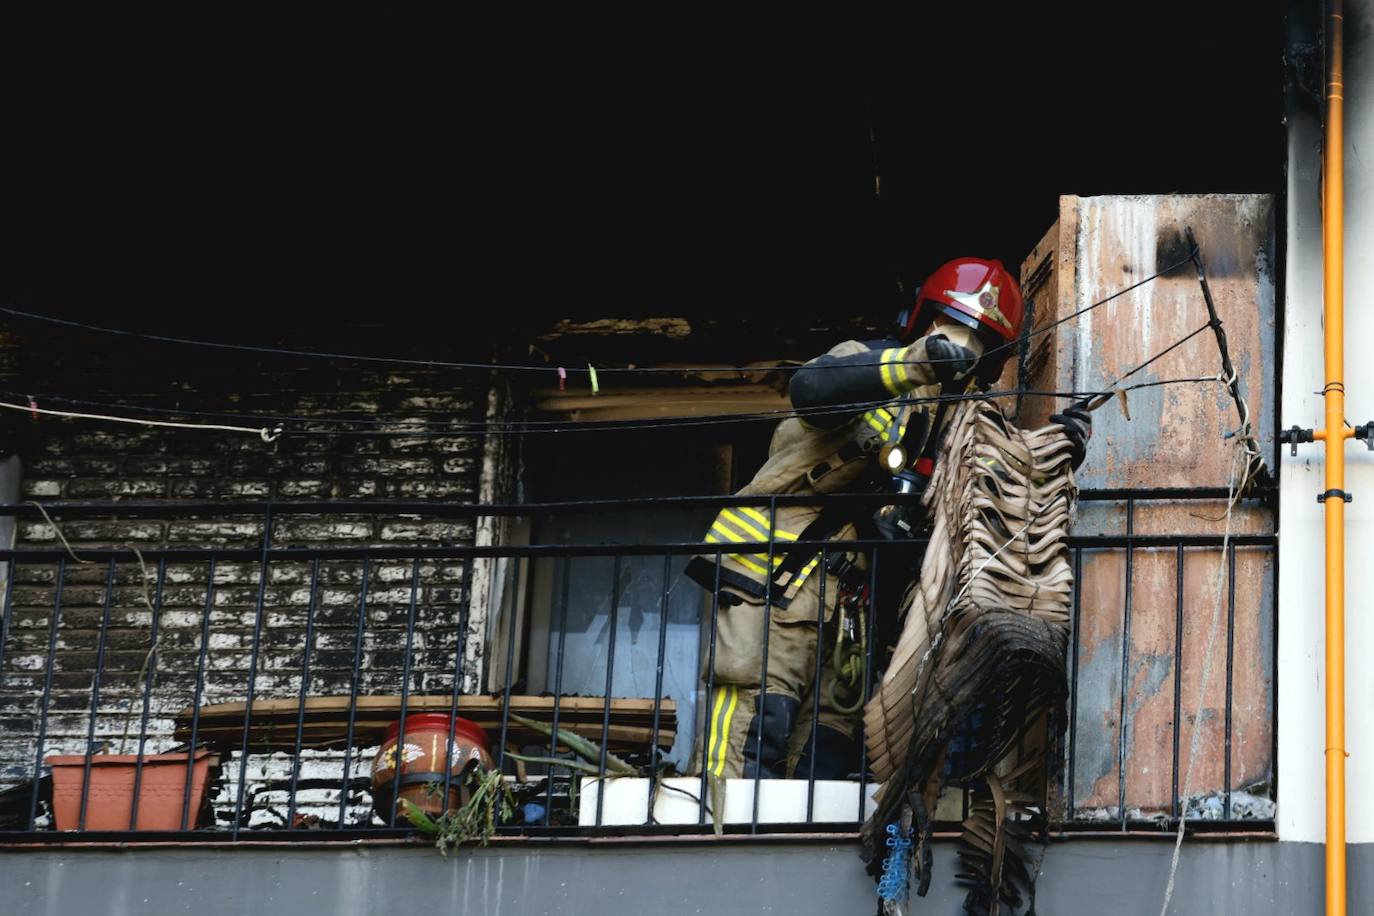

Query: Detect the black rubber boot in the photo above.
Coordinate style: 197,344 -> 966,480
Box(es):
741,693 -> 799,779
794,724 -> 861,781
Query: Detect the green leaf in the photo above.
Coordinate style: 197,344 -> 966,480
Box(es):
505,753 -> 607,777
710,775 -> 725,837
399,799 -> 440,835
507,713 -> 638,774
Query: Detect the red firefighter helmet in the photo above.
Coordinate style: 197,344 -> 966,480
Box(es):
899,257 -> 1024,346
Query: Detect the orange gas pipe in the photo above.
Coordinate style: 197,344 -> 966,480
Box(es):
1322,2 -> 1347,914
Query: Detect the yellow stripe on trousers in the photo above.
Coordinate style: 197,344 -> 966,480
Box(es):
706,686 -> 728,773
707,685 -> 740,777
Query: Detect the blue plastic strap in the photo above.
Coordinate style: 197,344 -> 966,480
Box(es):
876,823 -> 913,902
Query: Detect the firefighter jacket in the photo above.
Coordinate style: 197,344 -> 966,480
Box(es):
684,334 -> 969,625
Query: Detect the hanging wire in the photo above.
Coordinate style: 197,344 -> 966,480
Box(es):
0,252 -> 1193,378
0,240 -> 1248,443
0,375 -> 1227,440
0,399 -> 282,441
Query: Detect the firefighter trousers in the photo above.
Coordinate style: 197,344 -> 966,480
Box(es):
695,570 -> 864,780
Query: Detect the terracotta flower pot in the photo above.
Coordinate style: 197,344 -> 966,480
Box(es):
49,749 -> 219,831
371,714 -> 493,819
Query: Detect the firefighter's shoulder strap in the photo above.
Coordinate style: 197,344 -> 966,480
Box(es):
805,440 -> 867,487
802,341 -> 906,487
770,503 -> 855,580
805,396 -> 914,487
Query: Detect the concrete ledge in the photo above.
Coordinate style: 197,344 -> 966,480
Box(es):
3,837 -> 1370,915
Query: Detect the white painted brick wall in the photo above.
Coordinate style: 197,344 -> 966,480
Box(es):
0,361 -> 492,832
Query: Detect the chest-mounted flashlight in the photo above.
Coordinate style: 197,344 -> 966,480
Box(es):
878,442 -> 907,475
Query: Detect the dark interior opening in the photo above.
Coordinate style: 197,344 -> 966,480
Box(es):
4,4 -> 1283,360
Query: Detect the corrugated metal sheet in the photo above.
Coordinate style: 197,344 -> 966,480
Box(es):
1067,194 -> 1276,490
1018,195 -> 1276,820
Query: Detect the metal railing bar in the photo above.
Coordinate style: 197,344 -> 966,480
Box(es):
386,557 -> 422,828
857,546 -> 880,823
0,488 -> 1255,520
0,497 -> 1279,839
28,558 -> 65,830
180,558 -> 216,831
1224,544 -> 1237,820
0,562 -> 13,691
544,559 -> 570,827
286,558 -> 321,828
231,506 -> 274,839
336,559 -> 370,829
698,549 -> 721,827
646,555 -> 671,827
494,557 -> 521,776
78,559 -> 117,831
1117,498 -> 1135,830
441,555 -> 477,828
595,555 -> 622,828
0,533 -> 1276,564
1172,544 -> 1185,820
1067,547 -> 1083,815
0,817 -> 1281,846
749,496 -> 778,834
128,558 -> 168,830
805,546 -> 826,823
0,494 -> 927,520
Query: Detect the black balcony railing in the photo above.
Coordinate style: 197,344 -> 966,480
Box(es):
0,492 -> 1275,842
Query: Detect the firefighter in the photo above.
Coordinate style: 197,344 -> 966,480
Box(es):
685,257 -> 1092,782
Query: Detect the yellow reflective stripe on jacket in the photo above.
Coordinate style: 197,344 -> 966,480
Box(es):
790,554 -> 822,592
879,347 -> 910,396
707,685 -> 740,777
862,405 -> 906,441
703,507 -> 802,577
704,530 -> 770,575
732,507 -> 798,541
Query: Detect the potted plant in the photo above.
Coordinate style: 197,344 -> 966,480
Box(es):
400,713 -> 648,853
48,748 -> 219,831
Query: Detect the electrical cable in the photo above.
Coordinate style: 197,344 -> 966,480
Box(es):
1109,323 -> 1213,387
16,387 -> 978,431
0,254 -> 1224,441
24,501 -> 163,754
1157,439 -> 1247,914
0,253 -> 1193,377
0,392 -> 1017,438
0,390 -> 452,428
1,375 -> 1226,440
0,399 -> 282,440
983,250 -> 1198,370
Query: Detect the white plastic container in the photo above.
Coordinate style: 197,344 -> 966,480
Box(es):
576,776 -> 879,827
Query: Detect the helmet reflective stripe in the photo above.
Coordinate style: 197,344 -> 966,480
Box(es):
943,279 -> 1014,334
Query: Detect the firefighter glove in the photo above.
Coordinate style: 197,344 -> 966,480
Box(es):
921,334 -> 978,386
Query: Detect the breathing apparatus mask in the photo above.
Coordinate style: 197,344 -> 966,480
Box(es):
873,320 -> 987,540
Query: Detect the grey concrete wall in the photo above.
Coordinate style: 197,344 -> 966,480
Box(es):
1279,0 -> 1374,855
2,839 -> 1370,916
